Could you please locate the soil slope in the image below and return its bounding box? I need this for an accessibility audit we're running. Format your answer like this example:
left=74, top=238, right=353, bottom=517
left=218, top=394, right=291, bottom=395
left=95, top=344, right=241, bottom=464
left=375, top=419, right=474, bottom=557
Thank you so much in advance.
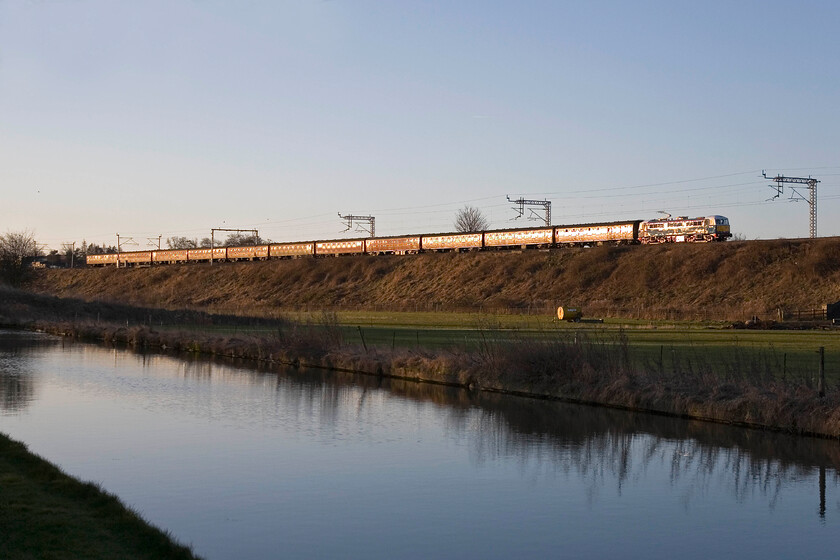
left=26, top=238, right=840, bottom=321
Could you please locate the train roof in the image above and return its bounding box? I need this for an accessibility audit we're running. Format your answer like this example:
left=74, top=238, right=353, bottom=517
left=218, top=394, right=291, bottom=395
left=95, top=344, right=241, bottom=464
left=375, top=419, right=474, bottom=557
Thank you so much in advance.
left=421, top=220, right=642, bottom=237
left=641, top=215, right=728, bottom=224
left=546, top=219, right=642, bottom=230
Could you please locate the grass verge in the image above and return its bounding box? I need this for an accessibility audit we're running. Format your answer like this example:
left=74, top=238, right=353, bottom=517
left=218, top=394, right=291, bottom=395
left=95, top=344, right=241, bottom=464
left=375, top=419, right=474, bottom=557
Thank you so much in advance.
left=0, top=432, right=199, bottom=560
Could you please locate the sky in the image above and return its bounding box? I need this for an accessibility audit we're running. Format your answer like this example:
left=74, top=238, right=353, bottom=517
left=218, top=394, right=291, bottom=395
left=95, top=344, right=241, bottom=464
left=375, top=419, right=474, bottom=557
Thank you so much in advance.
left=1, top=1, right=839, bottom=251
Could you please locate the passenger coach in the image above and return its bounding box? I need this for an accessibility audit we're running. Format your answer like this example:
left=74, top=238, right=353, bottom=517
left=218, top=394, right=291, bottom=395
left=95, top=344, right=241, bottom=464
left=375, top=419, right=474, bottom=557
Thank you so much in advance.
left=85, top=215, right=731, bottom=266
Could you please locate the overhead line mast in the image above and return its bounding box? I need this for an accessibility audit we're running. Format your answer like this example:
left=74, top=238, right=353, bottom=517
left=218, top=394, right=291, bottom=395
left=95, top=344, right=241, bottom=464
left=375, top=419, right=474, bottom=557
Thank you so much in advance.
left=116, top=234, right=137, bottom=268
left=210, top=228, right=259, bottom=265
left=506, top=196, right=551, bottom=227
left=763, top=171, right=820, bottom=238
left=338, top=213, right=375, bottom=238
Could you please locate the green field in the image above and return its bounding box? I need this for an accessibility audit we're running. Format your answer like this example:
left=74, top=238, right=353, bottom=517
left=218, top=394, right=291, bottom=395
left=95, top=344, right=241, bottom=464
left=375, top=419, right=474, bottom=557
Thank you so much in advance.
left=161, top=310, right=840, bottom=382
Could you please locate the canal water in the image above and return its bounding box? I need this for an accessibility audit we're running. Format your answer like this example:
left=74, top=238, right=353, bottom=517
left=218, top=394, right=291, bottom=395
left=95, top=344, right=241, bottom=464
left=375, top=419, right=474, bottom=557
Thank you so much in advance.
left=0, top=329, right=838, bottom=559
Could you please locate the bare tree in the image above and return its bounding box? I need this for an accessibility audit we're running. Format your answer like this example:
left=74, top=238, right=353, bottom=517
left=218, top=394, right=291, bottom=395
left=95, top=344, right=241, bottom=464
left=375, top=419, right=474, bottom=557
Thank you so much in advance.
left=454, top=205, right=490, bottom=233
left=0, top=230, right=42, bottom=286
left=85, top=243, right=118, bottom=255
left=166, top=236, right=198, bottom=250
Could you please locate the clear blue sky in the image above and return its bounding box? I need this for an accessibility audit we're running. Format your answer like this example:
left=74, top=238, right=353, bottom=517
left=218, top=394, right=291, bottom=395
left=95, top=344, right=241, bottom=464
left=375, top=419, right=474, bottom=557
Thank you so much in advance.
left=2, top=1, right=838, bottom=251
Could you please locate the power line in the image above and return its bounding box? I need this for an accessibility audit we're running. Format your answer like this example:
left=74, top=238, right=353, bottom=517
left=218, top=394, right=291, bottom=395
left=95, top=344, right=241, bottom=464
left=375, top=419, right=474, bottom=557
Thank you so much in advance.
left=40, top=168, right=840, bottom=246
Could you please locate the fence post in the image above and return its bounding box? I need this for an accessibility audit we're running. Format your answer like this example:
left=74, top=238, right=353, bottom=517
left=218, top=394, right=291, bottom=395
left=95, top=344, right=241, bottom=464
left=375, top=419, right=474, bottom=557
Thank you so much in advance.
left=659, top=345, right=664, bottom=375
left=818, top=346, right=825, bottom=397
left=819, top=466, right=827, bottom=518
left=358, top=326, right=368, bottom=353
left=782, top=353, right=787, bottom=382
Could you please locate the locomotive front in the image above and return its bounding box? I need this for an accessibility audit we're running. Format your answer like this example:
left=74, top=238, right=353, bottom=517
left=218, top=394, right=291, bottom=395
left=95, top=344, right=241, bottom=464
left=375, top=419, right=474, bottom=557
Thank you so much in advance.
left=707, top=215, right=731, bottom=241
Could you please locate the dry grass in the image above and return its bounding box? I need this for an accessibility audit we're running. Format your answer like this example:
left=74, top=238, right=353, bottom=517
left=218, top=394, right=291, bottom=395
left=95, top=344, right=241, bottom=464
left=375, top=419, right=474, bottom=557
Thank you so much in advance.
left=25, top=237, right=840, bottom=321
left=467, top=329, right=840, bottom=437
left=5, top=284, right=840, bottom=438
left=9, top=311, right=838, bottom=438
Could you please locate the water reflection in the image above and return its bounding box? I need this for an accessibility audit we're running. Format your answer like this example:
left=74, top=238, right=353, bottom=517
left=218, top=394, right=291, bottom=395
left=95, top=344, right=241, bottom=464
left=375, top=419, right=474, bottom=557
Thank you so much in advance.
left=0, top=370, right=34, bottom=412
left=2, top=328, right=838, bottom=549
left=431, top=384, right=839, bottom=518
left=0, top=331, right=60, bottom=412
left=124, top=343, right=840, bottom=520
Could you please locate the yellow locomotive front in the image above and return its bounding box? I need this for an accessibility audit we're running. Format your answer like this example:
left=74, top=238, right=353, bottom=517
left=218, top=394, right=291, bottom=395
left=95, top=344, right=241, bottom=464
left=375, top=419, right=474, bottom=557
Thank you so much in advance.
left=707, top=215, right=731, bottom=240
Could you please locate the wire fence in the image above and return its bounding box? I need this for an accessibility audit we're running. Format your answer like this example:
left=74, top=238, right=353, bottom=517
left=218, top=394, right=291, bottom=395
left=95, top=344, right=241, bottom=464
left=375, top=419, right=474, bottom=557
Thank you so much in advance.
left=200, top=301, right=839, bottom=324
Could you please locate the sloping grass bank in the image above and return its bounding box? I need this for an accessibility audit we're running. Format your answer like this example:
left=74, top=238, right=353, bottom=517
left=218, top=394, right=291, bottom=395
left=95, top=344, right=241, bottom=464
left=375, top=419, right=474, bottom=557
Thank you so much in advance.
left=27, top=237, right=840, bottom=321
left=0, top=432, right=199, bottom=560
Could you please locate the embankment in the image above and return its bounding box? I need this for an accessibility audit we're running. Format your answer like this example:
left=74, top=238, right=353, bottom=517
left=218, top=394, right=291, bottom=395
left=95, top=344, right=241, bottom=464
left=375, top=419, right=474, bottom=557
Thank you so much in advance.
left=26, top=237, right=840, bottom=320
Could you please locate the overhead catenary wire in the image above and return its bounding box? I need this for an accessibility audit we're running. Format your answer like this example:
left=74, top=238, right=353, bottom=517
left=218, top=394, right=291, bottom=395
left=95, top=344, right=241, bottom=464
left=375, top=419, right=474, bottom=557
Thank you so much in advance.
left=42, top=168, right=839, bottom=250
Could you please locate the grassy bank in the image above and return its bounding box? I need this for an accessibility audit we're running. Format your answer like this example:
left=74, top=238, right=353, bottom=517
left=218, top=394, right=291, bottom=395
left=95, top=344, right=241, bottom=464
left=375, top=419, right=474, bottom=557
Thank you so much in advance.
left=35, top=320, right=840, bottom=437
left=151, top=309, right=840, bottom=383
left=3, top=286, right=838, bottom=439
left=26, top=236, right=840, bottom=321
left=10, top=281, right=832, bottom=381
left=0, top=432, right=199, bottom=560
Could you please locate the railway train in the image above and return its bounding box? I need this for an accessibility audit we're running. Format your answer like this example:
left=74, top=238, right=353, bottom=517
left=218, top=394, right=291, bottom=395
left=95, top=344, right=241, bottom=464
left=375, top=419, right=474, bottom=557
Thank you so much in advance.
left=85, top=215, right=731, bottom=267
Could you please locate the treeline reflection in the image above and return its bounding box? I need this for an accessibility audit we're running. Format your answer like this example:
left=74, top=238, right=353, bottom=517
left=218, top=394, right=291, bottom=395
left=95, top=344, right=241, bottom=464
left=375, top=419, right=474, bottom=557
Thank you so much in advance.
left=167, top=347, right=840, bottom=518
left=0, top=331, right=61, bottom=412
left=4, top=332, right=837, bottom=518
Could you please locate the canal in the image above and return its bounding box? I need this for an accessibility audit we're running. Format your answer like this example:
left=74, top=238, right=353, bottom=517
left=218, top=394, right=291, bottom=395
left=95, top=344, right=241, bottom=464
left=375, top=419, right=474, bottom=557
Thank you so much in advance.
left=0, top=329, right=838, bottom=559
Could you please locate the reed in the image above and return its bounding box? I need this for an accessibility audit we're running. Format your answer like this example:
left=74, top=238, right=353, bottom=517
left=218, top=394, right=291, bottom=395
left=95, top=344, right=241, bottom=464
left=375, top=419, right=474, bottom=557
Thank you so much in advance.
left=467, top=328, right=840, bottom=437
left=3, top=286, right=839, bottom=438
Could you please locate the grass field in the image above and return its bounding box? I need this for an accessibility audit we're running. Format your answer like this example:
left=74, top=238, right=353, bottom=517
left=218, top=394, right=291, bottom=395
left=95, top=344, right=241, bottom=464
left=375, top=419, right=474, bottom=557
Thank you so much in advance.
left=159, top=310, right=840, bottom=383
